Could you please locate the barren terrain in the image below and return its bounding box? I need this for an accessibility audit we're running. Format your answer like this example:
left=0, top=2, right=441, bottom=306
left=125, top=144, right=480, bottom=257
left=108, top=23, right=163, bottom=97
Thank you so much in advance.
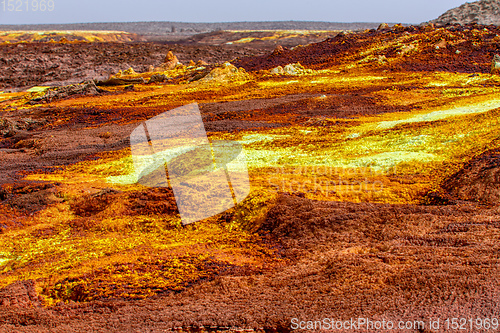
left=0, top=23, right=500, bottom=332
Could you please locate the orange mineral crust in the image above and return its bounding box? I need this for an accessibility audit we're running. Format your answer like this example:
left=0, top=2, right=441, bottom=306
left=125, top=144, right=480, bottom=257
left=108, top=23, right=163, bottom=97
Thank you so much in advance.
left=0, top=24, right=500, bottom=332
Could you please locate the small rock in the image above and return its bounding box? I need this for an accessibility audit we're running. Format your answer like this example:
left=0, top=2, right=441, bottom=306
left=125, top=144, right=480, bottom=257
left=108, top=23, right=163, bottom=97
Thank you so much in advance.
left=161, top=51, right=181, bottom=70
left=197, top=63, right=249, bottom=83
left=98, top=132, right=112, bottom=139
left=377, top=23, right=390, bottom=31
left=122, top=67, right=137, bottom=76
left=421, top=22, right=435, bottom=32
left=272, top=45, right=285, bottom=56
left=283, top=63, right=303, bottom=75
left=491, top=54, right=500, bottom=74
left=270, top=66, right=284, bottom=75
left=392, top=23, right=405, bottom=31
left=434, top=40, right=447, bottom=49
left=13, top=138, right=38, bottom=149
left=270, top=63, right=307, bottom=75
left=148, top=74, right=169, bottom=84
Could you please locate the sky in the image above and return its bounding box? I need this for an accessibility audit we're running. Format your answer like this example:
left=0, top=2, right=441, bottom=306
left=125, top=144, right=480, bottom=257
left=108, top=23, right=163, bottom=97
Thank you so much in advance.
left=0, top=0, right=469, bottom=25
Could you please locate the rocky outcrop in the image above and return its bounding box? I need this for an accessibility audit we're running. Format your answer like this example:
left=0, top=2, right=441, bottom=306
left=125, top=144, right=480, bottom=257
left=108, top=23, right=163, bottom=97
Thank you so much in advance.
left=270, top=63, right=309, bottom=75
left=0, top=118, right=46, bottom=137
left=272, top=45, right=285, bottom=56
left=377, top=23, right=390, bottom=31
left=148, top=74, right=170, bottom=84
left=122, top=67, right=137, bottom=76
left=197, top=62, right=249, bottom=83
left=155, top=51, right=182, bottom=71
left=491, top=54, right=500, bottom=73
left=430, top=0, right=500, bottom=26
left=95, top=77, right=146, bottom=86
left=29, top=80, right=103, bottom=103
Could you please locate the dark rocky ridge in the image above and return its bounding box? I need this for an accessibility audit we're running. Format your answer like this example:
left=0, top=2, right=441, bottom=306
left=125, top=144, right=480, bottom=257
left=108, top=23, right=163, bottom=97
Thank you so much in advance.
left=0, top=21, right=387, bottom=34
left=0, top=21, right=392, bottom=42
left=431, top=0, right=500, bottom=25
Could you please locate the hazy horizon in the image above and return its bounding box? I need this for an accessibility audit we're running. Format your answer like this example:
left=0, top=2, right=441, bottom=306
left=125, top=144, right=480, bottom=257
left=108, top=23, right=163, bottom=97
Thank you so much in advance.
left=0, top=0, right=468, bottom=26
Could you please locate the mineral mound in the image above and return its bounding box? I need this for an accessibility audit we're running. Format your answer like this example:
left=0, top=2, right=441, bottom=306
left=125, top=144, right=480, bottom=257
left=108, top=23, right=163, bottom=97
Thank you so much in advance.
left=154, top=51, right=182, bottom=71
left=234, top=24, right=500, bottom=74
left=197, top=62, right=249, bottom=83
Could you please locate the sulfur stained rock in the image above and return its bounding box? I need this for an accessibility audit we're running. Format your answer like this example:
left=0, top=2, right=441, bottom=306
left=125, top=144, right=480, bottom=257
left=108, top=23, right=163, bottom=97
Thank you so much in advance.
left=283, top=63, right=306, bottom=75
left=392, top=23, right=405, bottom=32
left=152, top=51, right=183, bottom=72
left=359, top=54, right=387, bottom=65
left=377, top=23, right=390, bottom=31
left=164, top=50, right=176, bottom=62
left=421, top=22, right=435, bottom=32
left=271, top=63, right=309, bottom=75
left=491, top=54, right=500, bottom=74
left=270, top=66, right=284, bottom=75
left=197, top=62, right=249, bottom=83
left=434, top=39, right=447, bottom=49
left=272, top=45, right=285, bottom=56
left=122, top=67, right=137, bottom=76
left=163, top=51, right=181, bottom=70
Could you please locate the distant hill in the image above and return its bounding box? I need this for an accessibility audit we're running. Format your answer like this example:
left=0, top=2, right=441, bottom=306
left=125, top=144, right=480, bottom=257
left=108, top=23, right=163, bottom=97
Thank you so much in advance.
left=0, top=31, right=145, bottom=43
left=430, top=0, right=500, bottom=25
left=0, top=21, right=390, bottom=39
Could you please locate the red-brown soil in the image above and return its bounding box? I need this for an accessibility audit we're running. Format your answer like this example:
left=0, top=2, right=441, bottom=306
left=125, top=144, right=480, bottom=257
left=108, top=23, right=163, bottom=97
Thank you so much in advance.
left=185, top=30, right=338, bottom=48
left=1, top=194, right=500, bottom=332
left=0, top=42, right=265, bottom=90
left=234, top=24, right=500, bottom=74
